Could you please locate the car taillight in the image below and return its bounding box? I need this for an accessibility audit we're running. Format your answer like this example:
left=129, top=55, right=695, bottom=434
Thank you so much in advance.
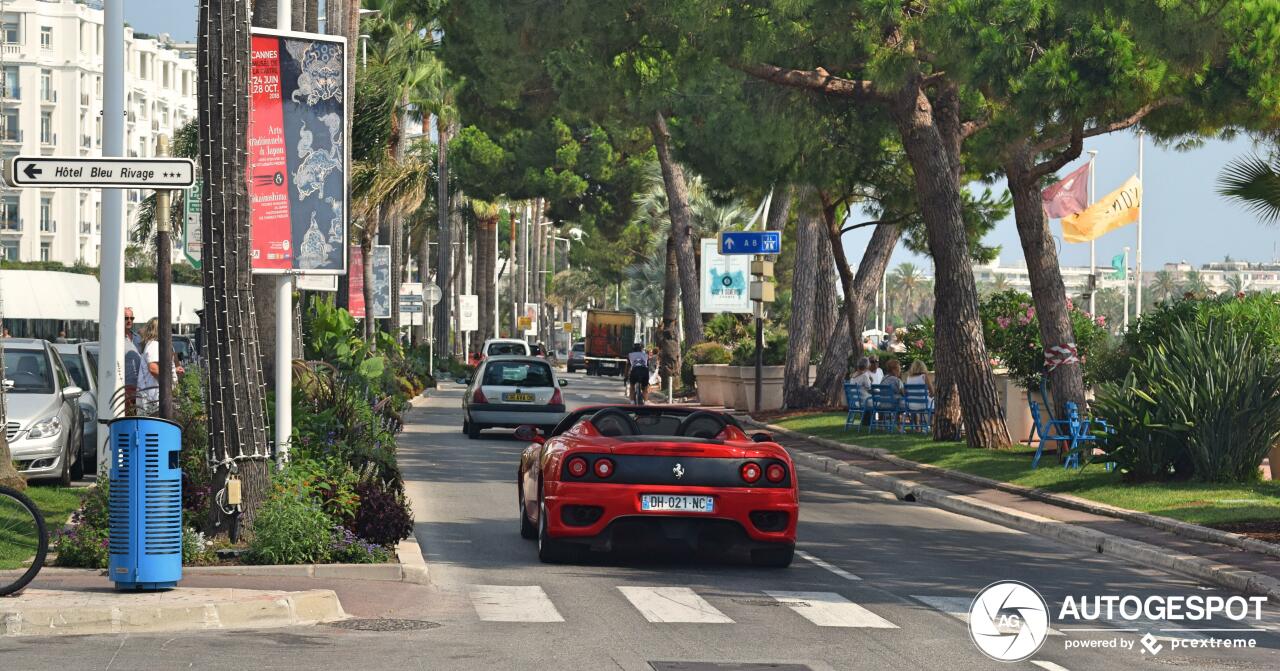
left=567, top=457, right=588, bottom=478
left=593, top=458, right=614, bottom=478
left=766, top=463, right=786, bottom=483
left=740, top=461, right=762, bottom=484
left=550, top=388, right=563, bottom=405
left=472, top=387, right=487, bottom=404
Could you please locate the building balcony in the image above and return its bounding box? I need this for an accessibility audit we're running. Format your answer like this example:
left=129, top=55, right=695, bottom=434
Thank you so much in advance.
left=0, top=85, right=19, bottom=101
left=40, top=90, right=57, bottom=105
left=1, top=44, right=19, bottom=59
left=0, top=129, right=22, bottom=144
left=80, top=93, right=90, bottom=106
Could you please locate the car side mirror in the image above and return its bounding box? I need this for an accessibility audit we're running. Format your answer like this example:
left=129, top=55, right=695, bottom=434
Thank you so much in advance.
left=462, top=376, right=473, bottom=385
left=2, top=379, right=12, bottom=390
left=513, top=424, right=544, bottom=444
left=750, top=431, right=773, bottom=443
left=63, top=385, right=83, bottom=399
left=558, top=379, right=568, bottom=387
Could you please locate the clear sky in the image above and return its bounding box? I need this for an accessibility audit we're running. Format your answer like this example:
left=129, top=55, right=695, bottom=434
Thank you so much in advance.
left=841, top=131, right=1276, bottom=274
left=122, top=1, right=1272, bottom=272
left=125, top=0, right=197, bottom=42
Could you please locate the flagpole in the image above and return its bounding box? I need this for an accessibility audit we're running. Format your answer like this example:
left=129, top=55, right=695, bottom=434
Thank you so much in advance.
left=1087, top=149, right=1098, bottom=315
left=1123, top=246, right=1131, bottom=332
left=1135, top=130, right=1145, bottom=318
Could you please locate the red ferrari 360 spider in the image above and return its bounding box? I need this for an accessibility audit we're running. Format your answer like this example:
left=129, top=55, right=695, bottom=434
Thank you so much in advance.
left=515, top=406, right=798, bottom=567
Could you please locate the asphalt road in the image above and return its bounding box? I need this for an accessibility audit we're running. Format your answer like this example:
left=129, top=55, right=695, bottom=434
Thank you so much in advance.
left=6, top=371, right=1279, bottom=671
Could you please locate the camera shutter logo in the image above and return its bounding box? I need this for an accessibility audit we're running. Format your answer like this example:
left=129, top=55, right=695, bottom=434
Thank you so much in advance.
left=968, top=581, right=1050, bottom=662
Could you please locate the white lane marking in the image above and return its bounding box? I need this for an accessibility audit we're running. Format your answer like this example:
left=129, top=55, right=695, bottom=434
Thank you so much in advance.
left=617, top=586, right=734, bottom=623
left=766, top=591, right=898, bottom=628
left=1031, top=662, right=1070, bottom=671
left=912, top=595, right=1064, bottom=636
left=796, top=550, right=862, bottom=581
left=469, top=585, right=564, bottom=622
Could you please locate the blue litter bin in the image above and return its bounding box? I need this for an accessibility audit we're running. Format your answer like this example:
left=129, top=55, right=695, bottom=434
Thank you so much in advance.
left=108, top=417, right=182, bottom=590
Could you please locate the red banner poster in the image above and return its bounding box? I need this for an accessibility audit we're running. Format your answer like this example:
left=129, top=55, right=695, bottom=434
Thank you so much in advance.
left=348, top=244, right=365, bottom=319
left=248, top=34, right=293, bottom=269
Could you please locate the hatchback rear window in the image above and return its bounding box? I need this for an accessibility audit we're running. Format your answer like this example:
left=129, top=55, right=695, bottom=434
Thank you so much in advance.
left=487, top=342, right=528, bottom=356
left=483, top=361, right=553, bottom=387
left=572, top=343, right=584, bottom=352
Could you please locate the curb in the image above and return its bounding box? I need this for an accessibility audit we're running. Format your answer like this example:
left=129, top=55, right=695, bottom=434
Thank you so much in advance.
left=743, top=416, right=1280, bottom=560
left=740, top=417, right=1280, bottom=601
left=1, top=588, right=345, bottom=637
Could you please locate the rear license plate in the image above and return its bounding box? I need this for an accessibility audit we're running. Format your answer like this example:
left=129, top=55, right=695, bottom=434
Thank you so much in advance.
left=641, top=494, right=715, bottom=513
left=502, top=393, right=535, bottom=402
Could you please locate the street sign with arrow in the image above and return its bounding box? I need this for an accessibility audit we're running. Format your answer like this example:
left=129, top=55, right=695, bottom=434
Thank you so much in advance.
left=5, top=156, right=196, bottom=188
left=718, top=230, right=782, bottom=255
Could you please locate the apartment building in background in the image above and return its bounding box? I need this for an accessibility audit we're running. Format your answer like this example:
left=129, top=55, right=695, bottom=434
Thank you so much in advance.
left=0, top=0, right=196, bottom=265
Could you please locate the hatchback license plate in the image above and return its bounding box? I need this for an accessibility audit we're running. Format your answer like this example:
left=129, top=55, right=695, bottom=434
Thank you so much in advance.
left=641, top=495, right=714, bottom=513
left=502, top=393, right=535, bottom=402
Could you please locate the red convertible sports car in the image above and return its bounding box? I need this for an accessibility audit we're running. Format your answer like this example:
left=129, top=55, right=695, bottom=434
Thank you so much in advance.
left=515, top=405, right=798, bottom=567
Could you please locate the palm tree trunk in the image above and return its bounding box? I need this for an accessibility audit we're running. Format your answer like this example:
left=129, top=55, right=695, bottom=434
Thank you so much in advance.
left=304, top=0, right=318, bottom=31
left=337, top=0, right=360, bottom=309
left=784, top=188, right=821, bottom=406
left=1005, top=143, right=1086, bottom=419
left=200, top=0, right=270, bottom=529
left=660, top=232, right=680, bottom=391
left=810, top=205, right=901, bottom=405
left=892, top=82, right=1009, bottom=448
left=433, top=120, right=453, bottom=352
left=650, top=112, right=703, bottom=346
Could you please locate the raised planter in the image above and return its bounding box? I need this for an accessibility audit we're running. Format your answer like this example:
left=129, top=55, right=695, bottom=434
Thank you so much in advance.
left=731, top=365, right=785, bottom=413
left=994, top=371, right=1043, bottom=445
left=694, top=364, right=728, bottom=407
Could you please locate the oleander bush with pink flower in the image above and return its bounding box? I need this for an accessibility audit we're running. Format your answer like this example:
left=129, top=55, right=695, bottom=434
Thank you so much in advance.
left=979, top=290, right=1113, bottom=390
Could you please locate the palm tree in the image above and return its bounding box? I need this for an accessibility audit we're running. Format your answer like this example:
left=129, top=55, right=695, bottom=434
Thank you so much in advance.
left=1225, top=274, right=1246, bottom=295
left=470, top=199, right=501, bottom=342
left=888, top=262, right=925, bottom=323
left=1219, top=153, right=1280, bottom=223
left=1150, top=270, right=1179, bottom=304
left=200, top=0, right=271, bottom=525
left=1183, top=270, right=1210, bottom=296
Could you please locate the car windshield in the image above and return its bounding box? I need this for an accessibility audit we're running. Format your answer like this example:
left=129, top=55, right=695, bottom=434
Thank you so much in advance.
left=61, top=352, right=89, bottom=389
left=487, top=342, right=527, bottom=356
left=482, top=361, right=553, bottom=387
left=172, top=339, right=192, bottom=360
left=572, top=344, right=584, bottom=353
left=551, top=407, right=741, bottom=438
left=4, top=350, right=54, bottom=394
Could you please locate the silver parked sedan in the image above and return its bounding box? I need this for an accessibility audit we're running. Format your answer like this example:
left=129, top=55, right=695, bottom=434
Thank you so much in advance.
left=463, top=355, right=567, bottom=439
left=3, top=338, right=85, bottom=484
left=53, top=342, right=98, bottom=475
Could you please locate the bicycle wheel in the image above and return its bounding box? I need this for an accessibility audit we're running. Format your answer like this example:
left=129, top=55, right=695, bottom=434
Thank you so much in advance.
left=0, top=486, right=48, bottom=597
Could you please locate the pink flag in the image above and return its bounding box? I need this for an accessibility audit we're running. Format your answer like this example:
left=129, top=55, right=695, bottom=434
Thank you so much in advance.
left=1041, top=162, right=1090, bottom=219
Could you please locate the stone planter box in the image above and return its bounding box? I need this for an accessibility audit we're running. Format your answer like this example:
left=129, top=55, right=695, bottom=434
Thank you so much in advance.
left=994, top=372, right=1045, bottom=445
left=693, top=364, right=728, bottom=407
left=730, top=365, right=785, bottom=413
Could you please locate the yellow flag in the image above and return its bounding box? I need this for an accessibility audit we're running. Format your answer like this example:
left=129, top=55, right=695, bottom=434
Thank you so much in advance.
left=1062, top=175, right=1142, bottom=243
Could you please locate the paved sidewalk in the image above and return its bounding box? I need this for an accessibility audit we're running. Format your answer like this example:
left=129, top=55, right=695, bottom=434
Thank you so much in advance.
left=735, top=413, right=1280, bottom=598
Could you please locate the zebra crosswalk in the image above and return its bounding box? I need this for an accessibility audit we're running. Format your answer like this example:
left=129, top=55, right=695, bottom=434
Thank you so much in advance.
left=463, top=583, right=1237, bottom=640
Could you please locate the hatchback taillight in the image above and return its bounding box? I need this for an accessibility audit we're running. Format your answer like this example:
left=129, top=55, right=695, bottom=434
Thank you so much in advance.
left=593, top=458, right=615, bottom=478
left=766, top=463, right=786, bottom=483
left=740, top=461, right=762, bottom=484
left=550, top=388, right=563, bottom=405
left=472, top=387, right=488, bottom=404
left=567, top=457, right=588, bottom=478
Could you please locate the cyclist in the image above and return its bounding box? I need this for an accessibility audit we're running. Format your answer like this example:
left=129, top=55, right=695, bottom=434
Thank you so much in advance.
left=625, top=343, right=651, bottom=404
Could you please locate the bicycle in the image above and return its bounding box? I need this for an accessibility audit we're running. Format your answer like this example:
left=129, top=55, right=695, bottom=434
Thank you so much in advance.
left=0, top=484, right=48, bottom=597
left=630, top=378, right=649, bottom=406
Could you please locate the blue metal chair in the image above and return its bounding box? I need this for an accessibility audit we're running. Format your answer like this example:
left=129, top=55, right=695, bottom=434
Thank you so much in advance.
left=869, top=383, right=904, bottom=433
left=1029, top=400, right=1075, bottom=469
left=1061, top=401, right=1106, bottom=470
left=843, top=383, right=867, bottom=431
left=901, top=384, right=934, bottom=434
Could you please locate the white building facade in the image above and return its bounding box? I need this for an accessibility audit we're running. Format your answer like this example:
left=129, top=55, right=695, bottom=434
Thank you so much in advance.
left=0, top=0, right=196, bottom=265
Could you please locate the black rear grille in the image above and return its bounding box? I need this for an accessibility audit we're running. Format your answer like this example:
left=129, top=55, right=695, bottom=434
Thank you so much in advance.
left=562, top=454, right=792, bottom=488
left=749, top=510, right=790, bottom=532
left=561, top=505, right=604, bottom=527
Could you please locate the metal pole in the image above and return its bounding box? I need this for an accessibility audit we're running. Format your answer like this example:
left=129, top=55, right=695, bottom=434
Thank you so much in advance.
left=156, top=136, right=174, bottom=420
left=1135, top=130, right=1145, bottom=318
left=97, top=0, right=125, bottom=466
left=1122, top=247, right=1131, bottom=332
left=274, top=0, right=293, bottom=466
left=753, top=302, right=763, bottom=413
left=494, top=213, right=500, bottom=337
left=1087, top=149, right=1097, bottom=316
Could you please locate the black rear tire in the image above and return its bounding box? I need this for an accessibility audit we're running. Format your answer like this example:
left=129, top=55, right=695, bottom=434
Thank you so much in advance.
left=537, top=500, right=577, bottom=563
left=751, top=544, right=795, bottom=568
left=0, top=486, right=49, bottom=596
left=467, top=421, right=481, bottom=440
left=519, top=486, right=537, bottom=540
left=56, top=444, right=72, bottom=487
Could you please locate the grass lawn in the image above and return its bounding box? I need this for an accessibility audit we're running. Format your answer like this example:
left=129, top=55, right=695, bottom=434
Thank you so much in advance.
left=0, top=484, right=85, bottom=570
left=775, top=412, right=1280, bottom=528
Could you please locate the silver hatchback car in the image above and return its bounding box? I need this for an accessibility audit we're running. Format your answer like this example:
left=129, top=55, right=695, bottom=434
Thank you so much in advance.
left=3, top=338, right=85, bottom=484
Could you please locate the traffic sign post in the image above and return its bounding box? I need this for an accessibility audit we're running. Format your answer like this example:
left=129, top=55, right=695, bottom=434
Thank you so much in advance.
left=718, top=230, right=781, bottom=255
left=4, top=156, right=196, bottom=188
